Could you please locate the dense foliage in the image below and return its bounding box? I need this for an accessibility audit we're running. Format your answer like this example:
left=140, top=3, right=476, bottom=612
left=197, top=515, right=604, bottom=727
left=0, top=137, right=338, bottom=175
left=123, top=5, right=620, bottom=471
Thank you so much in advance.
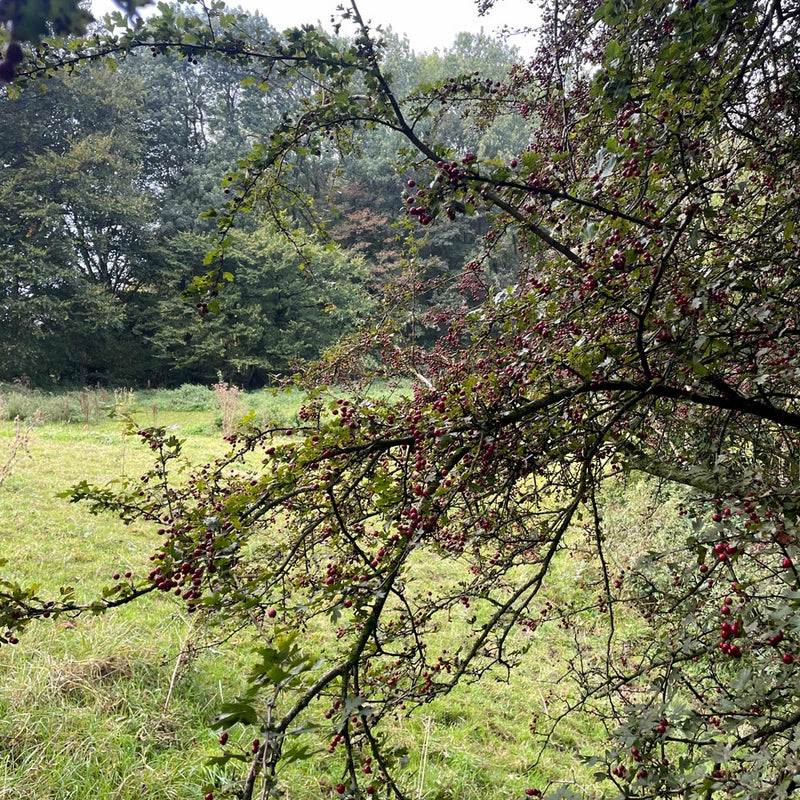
left=3, top=0, right=800, bottom=799
left=0, top=7, right=519, bottom=387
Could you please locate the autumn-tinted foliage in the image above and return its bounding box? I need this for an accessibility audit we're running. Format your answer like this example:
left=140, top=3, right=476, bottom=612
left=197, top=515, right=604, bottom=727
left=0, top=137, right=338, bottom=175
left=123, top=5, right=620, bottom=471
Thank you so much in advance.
left=3, top=0, right=800, bottom=798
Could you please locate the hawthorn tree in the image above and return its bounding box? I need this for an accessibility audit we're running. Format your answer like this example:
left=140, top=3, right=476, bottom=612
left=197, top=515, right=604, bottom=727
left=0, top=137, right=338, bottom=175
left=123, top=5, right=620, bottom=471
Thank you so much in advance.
left=3, top=0, right=800, bottom=799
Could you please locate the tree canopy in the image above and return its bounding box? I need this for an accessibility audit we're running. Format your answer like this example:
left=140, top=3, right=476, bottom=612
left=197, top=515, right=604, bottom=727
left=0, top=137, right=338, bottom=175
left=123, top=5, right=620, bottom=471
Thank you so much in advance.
left=0, top=7, right=517, bottom=386
left=2, top=0, right=800, bottom=799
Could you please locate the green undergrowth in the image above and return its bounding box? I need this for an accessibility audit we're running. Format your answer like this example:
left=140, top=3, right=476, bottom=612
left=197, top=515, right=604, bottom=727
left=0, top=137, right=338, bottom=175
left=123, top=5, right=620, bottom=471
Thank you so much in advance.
left=0, top=387, right=663, bottom=799
left=0, top=379, right=412, bottom=435
left=0, top=382, right=304, bottom=432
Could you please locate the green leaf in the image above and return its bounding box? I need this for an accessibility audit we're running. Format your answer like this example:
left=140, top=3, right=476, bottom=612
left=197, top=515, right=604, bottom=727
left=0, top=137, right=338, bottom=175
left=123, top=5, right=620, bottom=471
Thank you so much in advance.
left=214, top=700, right=259, bottom=729
left=605, top=39, right=623, bottom=64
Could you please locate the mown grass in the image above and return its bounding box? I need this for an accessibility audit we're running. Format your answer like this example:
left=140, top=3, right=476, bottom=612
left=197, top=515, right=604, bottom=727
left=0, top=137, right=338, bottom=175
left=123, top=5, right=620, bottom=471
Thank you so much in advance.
left=0, top=384, right=646, bottom=800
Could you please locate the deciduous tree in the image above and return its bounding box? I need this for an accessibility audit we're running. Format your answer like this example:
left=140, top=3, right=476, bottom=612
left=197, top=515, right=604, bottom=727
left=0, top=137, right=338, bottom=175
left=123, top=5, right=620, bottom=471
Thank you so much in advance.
left=2, top=0, right=800, bottom=798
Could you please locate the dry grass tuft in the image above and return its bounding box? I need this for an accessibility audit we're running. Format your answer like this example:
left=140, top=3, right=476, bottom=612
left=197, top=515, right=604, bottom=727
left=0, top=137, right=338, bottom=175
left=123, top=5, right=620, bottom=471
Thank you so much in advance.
left=45, top=653, right=138, bottom=700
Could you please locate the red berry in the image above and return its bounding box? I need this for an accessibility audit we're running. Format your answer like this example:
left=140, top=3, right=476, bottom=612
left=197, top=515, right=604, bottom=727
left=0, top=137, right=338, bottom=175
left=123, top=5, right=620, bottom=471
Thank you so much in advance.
left=267, top=608, right=277, bottom=618
left=782, top=557, right=793, bottom=568
left=335, top=784, right=346, bottom=794
left=782, top=653, right=794, bottom=664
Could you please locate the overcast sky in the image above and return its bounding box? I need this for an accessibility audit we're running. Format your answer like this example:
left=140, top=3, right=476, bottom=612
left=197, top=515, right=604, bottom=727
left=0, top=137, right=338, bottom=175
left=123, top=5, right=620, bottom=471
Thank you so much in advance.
left=89, top=0, right=539, bottom=55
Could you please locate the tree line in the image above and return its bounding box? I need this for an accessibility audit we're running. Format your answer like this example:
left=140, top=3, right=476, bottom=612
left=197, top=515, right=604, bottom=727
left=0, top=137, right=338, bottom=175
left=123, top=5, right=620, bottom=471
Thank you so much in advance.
left=0, top=9, right=522, bottom=387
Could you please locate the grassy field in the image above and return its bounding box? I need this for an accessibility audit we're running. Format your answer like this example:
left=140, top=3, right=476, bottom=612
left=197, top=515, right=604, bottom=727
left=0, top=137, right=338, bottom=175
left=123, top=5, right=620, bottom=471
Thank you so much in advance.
left=0, top=384, right=631, bottom=800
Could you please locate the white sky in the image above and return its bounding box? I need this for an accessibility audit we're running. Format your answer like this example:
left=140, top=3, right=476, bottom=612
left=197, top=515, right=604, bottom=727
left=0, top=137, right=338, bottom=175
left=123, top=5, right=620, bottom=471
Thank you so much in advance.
left=89, top=0, right=539, bottom=55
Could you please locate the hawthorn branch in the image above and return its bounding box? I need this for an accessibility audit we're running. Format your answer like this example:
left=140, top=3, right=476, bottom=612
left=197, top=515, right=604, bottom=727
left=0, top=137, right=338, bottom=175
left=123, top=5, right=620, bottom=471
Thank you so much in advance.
left=634, top=207, right=697, bottom=381
left=501, top=380, right=800, bottom=431
left=739, top=708, right=800, bottom=745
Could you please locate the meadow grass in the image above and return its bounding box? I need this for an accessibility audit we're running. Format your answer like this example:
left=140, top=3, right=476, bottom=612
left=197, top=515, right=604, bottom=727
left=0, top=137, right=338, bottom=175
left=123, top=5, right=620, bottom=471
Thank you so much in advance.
left=0, top=385, right=628, bottom=800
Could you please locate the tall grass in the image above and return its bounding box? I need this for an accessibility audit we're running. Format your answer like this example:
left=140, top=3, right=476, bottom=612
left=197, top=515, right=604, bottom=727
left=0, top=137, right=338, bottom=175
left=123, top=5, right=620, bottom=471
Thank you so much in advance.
left=0, top=382, right=306, bottom=437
